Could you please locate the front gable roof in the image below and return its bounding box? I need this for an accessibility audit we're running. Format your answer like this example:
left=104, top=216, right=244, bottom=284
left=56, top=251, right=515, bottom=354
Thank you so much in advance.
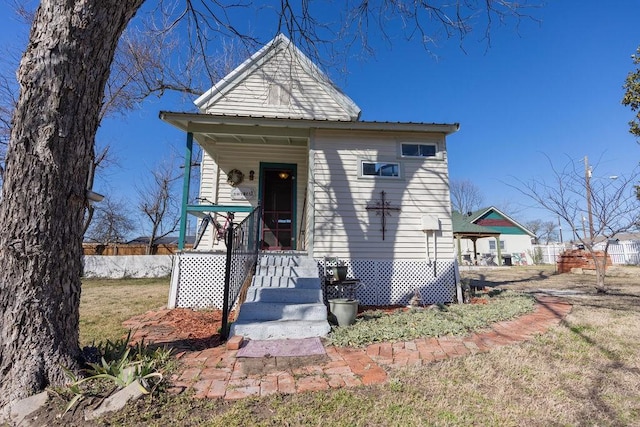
left=468, top=207, right=535, bottom=237
left=194, top=34, right=361, bottom=121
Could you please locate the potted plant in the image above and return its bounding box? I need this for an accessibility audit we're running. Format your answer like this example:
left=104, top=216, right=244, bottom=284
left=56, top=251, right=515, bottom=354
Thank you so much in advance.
left=329, top=297, right=359, bottom=326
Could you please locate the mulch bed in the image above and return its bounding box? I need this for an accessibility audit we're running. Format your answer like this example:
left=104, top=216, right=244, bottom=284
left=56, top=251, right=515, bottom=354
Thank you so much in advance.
left=130, top=303, right=489, bottom=351
left=358, top=305, right=407, bottom=314
left=126, top=308, right=226, bottom=351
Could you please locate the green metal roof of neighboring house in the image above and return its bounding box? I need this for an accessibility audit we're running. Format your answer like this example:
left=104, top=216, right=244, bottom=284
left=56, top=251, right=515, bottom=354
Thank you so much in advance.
left=466, top=206, right=536, bottom=237
left=452, top=211, right=500, bottom=236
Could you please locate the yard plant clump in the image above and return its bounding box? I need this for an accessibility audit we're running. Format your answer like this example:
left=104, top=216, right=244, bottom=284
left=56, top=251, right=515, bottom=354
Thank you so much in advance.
left=329, top=291, right=535, bottom=347
left=59, top=333, right=175, bottom=417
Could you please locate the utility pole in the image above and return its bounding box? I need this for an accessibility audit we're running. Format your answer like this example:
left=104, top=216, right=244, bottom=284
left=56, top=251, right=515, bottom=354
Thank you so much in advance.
left=584, top=156, right=594, bottom=241
left=557, top=216, right=563, bottom=244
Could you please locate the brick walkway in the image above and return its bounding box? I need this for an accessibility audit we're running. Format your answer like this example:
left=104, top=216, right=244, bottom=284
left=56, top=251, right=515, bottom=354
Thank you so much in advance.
left=124, top=296, right=571, bottom=400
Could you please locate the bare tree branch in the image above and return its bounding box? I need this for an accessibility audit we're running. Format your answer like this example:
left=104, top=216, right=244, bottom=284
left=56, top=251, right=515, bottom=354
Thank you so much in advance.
left=137, top=160, right=181, bottom=255
left=450, top=178, right=484, bottom=214
left=525, top=219, right=558, bottom=244
left=82, top=143, right=120, bottom=235
left=85, top=196, right=135, bottom=245
left=509, top=154, right=640, bottom=291
left=0, top=0, right=545, bottom=406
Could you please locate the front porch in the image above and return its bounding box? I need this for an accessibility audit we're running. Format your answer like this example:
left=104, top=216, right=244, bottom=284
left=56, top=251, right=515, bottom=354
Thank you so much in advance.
left=163, top=114, right=313, bottom=254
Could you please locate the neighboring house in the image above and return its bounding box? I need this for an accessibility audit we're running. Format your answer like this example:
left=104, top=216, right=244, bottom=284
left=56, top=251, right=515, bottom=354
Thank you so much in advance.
left=160, top=34, right=460, bottom=308
left=454, top=207, right=535, bottom=265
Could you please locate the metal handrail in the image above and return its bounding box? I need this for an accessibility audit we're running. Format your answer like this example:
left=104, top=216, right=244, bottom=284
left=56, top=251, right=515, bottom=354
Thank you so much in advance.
left=221, top=203, right=262, bottom=339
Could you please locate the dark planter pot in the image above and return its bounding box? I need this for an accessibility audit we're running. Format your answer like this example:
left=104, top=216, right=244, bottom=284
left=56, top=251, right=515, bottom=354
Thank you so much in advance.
left=334, top=266, right=347, bottom=281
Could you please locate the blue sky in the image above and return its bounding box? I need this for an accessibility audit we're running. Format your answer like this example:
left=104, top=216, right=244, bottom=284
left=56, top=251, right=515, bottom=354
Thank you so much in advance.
left=1, top=1, right=639, bottom=233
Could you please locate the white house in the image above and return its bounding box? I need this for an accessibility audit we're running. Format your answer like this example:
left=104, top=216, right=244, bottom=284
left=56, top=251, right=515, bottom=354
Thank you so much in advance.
left=454, top=207, right=535, bottom=266
left=161, top=34, right=460, bottom=309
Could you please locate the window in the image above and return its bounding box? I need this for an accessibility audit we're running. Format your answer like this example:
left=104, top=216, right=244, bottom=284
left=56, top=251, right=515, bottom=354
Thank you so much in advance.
left=401, top=143, right=437, bottom=158
left=360, top=161, right=401, bottom=178
left=489, top=240, right=505, bottom=250
left=267, top=82, right=291, bottom=106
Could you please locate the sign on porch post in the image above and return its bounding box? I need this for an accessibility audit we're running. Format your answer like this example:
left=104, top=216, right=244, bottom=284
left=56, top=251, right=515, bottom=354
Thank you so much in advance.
left=230, top=186, right=257, bottom=201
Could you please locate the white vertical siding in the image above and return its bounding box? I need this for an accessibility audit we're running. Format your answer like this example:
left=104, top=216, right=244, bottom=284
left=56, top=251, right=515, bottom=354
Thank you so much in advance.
left=203, top=47, right=354, bottom=121
left=311, top=130, right=454, bottom=261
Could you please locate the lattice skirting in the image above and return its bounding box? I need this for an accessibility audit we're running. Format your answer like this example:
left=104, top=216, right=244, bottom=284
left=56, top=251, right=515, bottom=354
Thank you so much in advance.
left=170, top=253, right=227, bottom=309
left=319, top=259, right=457, bottom=306
left=170, top=253, right=458, bottom=309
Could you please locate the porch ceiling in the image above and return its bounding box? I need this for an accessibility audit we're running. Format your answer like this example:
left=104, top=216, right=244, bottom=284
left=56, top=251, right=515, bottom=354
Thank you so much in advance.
left=193, top=126, right=309, bottom=148
left=161, top=110, right=461, bottom=151
left=453, top=231, right=500, bottom=240
left=162, top=113, right=310, bottom=148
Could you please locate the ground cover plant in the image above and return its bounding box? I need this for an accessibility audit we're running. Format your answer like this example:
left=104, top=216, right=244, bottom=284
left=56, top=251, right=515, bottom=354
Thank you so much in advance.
left=31, top=266, right=640, bottom=425
left=329, top=291, right=535, bottom=347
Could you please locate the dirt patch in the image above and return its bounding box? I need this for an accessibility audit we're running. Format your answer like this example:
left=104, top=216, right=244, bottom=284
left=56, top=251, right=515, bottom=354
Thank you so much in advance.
left=461, top=265, right=639, bottom=291
left=125, top=308, right=226, bottom=351
left=461, top=265, right=640, bottom=313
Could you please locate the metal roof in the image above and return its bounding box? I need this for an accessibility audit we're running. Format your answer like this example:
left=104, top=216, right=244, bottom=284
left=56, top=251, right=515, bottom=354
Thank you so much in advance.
left=159, top=111, right=460, bottom=135
left=466, top=206, right=536, bottom=237
left=452, top=211, right=500, bottom=237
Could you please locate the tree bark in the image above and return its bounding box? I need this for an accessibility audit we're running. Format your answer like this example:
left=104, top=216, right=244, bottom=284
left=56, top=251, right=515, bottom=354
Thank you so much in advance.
left=0, top=0, right=143, bottom=410
left=594, top=251, right=608, bottom=293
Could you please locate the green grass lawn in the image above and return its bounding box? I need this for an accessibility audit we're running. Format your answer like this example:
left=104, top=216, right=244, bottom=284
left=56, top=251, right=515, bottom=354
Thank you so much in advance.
left=79, top=277, right=169, bottom=346
left=80, top=268, right=640, bottom=426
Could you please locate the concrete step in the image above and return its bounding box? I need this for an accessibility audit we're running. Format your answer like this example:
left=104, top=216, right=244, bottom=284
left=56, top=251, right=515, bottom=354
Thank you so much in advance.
left=255, top=265, right=319, bottom=278
left=244, top=287, right=323, bottom=303
left=230, top=319, right=331, bottom=340
left=251, top=276, right=322, bottom=289
left=232, top=254, right=329, bottom=340
left=235, top=302, right=328, bottom=321
left=258, top=254, right=315, bottom=267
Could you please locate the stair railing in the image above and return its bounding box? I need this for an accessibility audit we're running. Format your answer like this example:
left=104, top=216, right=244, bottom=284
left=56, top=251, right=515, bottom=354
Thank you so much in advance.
left=222, top=203, right=262, bottom=339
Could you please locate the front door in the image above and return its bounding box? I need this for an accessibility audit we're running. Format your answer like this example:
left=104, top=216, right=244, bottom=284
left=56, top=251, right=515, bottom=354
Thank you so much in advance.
left=260, top=163, right=296, bottom=250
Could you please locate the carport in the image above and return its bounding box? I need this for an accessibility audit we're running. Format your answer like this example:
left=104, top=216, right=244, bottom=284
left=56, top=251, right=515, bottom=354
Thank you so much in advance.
left=452, top=212, right=503, bottom=266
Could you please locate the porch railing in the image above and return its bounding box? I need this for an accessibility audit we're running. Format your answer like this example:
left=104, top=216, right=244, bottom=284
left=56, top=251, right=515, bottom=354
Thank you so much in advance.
left=222, top=204, right=262, bottom=339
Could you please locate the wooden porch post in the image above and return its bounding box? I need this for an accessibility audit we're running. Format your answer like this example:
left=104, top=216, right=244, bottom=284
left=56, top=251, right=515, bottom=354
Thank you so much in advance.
left=496, top=236, right=502, bottom=266
left=178, top=132, right=193, bottom=250
left=472, top=238, right=478, bottom=265
left=456, top=235, right=462, bottom=264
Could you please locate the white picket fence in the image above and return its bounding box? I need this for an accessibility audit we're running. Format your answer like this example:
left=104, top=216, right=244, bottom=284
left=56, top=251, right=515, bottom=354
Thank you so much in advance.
left=594, top=241, right=640, bottom=265
left=532, top=241, right=640, bottom=265
left=531, top=244, right=566, bottom=264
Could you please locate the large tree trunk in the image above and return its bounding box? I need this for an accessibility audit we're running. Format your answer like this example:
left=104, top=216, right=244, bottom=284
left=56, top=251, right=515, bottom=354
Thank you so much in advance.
left=0, top=0, right=143, bottom=410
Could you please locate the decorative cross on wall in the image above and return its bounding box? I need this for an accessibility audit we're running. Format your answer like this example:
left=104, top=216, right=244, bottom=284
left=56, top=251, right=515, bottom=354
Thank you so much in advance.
left=365, top=191, right=401, bottom=240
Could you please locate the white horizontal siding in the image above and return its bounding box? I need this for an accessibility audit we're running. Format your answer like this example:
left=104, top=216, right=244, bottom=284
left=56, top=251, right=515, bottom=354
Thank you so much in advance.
left=196, top=143, right=308, bottom=250
left=192, top=151, right=220, bottom=250
left=310, top=130, right=454, bottom=260
left=203, top=47, right=353, bottom=121
left=199, top=151, right=217, bottom=200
